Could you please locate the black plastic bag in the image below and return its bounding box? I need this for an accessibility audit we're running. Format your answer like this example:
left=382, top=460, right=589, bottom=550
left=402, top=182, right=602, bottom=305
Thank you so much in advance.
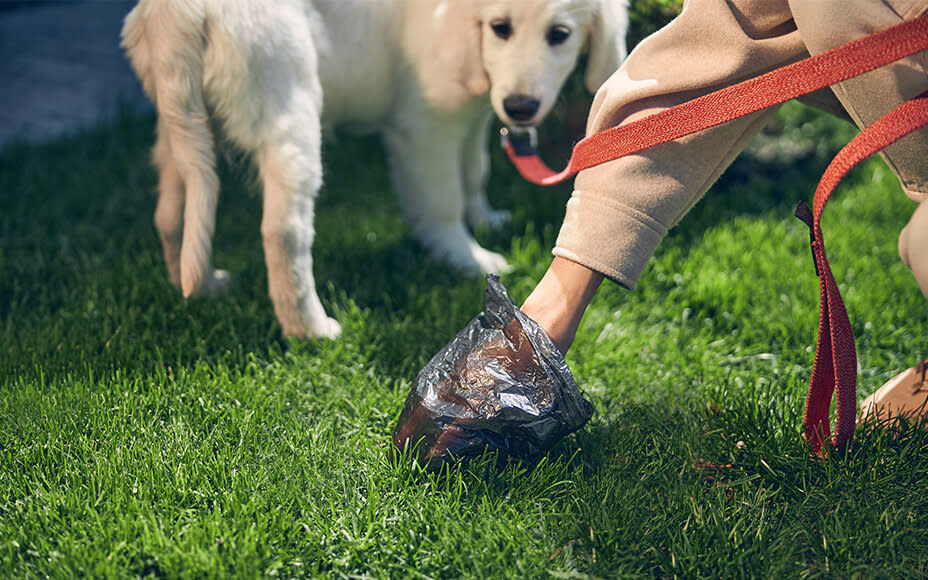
left=393, top=275, right=594, bottom=465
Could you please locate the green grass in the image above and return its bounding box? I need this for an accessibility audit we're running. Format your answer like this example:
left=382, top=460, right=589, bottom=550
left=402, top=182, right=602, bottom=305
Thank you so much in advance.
left=2, top=96, right=927, bottom=578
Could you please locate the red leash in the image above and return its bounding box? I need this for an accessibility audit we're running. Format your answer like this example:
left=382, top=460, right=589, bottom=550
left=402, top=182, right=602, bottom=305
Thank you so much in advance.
left=797, top=92, right=928, bottom=455
left=503, top=14, right=928, bottom=455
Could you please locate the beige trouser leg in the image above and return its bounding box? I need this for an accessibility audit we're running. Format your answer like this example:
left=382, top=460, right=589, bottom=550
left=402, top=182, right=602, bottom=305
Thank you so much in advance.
left=791, top=0, right=928, bottom=305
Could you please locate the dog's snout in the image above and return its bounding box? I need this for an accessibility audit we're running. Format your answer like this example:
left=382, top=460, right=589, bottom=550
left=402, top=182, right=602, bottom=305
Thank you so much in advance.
left=502, top=94, right=541, bottom=123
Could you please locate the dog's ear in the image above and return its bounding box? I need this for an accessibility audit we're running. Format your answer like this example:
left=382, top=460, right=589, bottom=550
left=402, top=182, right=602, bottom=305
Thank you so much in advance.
left=584, top=0, right=629, bottom=93
left=433, top=0, right=491, bottom=97
left=406, top=0, right=490, bottom=110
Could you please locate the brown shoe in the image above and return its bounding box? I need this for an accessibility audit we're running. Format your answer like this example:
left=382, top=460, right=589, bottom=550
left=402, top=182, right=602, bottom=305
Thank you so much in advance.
left=860, top=359, right=928, bottom=422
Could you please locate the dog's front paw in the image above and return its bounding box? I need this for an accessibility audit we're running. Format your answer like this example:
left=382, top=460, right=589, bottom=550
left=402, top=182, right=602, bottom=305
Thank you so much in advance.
left=418, top=223, right=512, bottom=276
left=308, top=316, right=342, bottom=340
left=282, top=316, right=342, bottom=340
left=466, top=197, right=511, bottom=231
left=189, top=269, right=233, bottom=298
left=468, top=247, right=512, bottom=275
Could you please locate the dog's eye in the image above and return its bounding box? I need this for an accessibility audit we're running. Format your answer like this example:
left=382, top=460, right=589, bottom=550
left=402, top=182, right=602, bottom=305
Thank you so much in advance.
left=546, top=24, right=571, bottom=46
left=490, top=19, right=513, bottom=40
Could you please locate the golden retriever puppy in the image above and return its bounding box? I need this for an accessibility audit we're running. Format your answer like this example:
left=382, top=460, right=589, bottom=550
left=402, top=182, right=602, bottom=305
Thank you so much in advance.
left=122, top=0, right=627, bottom=338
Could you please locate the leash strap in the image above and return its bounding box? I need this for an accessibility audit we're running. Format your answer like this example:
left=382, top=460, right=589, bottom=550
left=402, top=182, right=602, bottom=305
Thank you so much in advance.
left=502, top=13, right=928, bottom=186
left=502, top=13, right=928, bottom=455
left=797, top=92, right=928, bottom=456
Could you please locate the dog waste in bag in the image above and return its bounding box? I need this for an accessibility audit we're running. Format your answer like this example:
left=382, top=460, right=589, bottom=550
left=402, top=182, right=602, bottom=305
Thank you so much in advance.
left=393, top=275, right=594, bottom=464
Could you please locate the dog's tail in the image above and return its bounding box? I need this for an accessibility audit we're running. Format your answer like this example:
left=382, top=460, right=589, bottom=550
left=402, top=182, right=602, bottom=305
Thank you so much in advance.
left=122, top=0, right=218, bottom=298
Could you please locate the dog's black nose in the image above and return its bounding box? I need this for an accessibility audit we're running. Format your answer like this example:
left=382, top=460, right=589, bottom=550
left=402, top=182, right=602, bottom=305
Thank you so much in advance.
left=503, top=95, right=540, bottom=122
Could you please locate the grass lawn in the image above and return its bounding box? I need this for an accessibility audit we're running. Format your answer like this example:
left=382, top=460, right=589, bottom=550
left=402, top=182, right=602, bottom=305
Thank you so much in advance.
left=2, top=93, right=928, bottom=577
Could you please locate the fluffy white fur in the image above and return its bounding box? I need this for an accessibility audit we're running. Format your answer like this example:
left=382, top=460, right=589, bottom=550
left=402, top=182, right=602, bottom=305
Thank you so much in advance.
left=122, top=0, right=628, bottom=338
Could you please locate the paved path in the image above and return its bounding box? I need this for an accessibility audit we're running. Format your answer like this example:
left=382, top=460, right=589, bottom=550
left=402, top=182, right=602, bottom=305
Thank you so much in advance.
left=0, top=1, right=151, bottom=147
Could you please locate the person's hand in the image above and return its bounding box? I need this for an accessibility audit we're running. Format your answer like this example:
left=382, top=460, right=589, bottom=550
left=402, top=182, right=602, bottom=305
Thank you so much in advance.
left=520, top=256, right=603, bottom=355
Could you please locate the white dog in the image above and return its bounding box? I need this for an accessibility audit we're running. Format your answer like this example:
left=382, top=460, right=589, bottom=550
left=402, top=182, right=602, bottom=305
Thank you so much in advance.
left=122, top=0, right=628, bottom=338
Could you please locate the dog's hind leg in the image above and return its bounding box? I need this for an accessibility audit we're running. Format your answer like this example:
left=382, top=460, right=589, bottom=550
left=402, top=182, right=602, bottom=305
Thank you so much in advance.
left=124, top=0, right=229, bottom=297
left=153, top=120, right=231, bottom=297
left=152, top=118, right=185, bottom=290
left=256, top=126, right=340, bottom=339
left=152, top=61, right=231, bottom=298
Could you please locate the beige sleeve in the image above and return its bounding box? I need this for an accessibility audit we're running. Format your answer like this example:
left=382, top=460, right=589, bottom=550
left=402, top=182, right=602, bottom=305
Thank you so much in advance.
left=554, top=0, right=808, bottom=288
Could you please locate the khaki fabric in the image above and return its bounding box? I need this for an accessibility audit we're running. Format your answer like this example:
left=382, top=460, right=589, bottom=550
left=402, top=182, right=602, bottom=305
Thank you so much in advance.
left=554, top=0, right=928, bottom=292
